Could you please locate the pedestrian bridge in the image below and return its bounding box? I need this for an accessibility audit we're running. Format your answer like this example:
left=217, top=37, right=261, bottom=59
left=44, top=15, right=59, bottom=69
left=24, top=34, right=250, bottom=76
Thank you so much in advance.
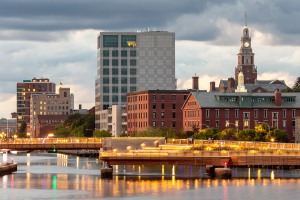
left=0, top=138, right=103, bottom=151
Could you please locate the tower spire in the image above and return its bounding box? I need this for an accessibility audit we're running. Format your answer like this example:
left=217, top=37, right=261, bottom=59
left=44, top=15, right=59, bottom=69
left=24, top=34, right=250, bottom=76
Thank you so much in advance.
left=245, top=12, right=247, bottom=26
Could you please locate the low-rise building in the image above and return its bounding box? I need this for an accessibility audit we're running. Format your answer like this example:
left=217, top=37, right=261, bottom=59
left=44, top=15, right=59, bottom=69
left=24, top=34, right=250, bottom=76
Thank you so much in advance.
left=127, top=90, right=190, bottom=135
left=182, top=90, right=300, bottom=142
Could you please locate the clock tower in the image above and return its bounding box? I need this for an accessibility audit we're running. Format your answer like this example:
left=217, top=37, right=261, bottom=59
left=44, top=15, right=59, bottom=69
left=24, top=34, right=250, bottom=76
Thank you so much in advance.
left=235, top=25, right=257, bottom=84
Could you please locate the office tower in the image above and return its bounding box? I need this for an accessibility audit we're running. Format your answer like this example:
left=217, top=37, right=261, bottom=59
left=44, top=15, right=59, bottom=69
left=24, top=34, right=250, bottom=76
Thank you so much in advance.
left=95, top=30, right=176, bottom=130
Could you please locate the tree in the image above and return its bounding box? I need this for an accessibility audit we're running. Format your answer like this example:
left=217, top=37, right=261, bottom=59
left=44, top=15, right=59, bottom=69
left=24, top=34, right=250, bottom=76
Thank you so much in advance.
left=236, top=129, right=256, bottom=141
left=265, top=129, right=288, bottom=143
left=94, top=130, right=112, bottom=137
left=18, top=121, right=27, bottom=138
left=219, top=128, right=237, bottom=140
left=293, top=77, right=300, bottom=91
left=193, top=128, right=219, bottom=140
left=55, top=123, right=69, bottom=137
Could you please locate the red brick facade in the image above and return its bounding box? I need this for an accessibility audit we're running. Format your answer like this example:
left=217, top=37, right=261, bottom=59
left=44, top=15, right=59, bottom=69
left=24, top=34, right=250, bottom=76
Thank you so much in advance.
left=127, top=90, right=190, bottom=134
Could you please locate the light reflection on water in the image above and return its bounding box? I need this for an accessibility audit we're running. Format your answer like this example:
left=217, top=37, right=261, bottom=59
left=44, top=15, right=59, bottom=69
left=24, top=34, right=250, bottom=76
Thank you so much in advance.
left=0, top=153, right=300, bottom=199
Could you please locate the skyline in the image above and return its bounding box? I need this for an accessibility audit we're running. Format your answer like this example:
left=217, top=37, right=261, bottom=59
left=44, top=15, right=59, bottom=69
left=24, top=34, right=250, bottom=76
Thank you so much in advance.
left=1, top=0, right=300, bottom=118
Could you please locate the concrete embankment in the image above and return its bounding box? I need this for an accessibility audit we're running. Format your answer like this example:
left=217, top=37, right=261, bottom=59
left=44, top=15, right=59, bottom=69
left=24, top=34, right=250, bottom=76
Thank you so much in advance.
left=0, top=163, right=17, bottom=176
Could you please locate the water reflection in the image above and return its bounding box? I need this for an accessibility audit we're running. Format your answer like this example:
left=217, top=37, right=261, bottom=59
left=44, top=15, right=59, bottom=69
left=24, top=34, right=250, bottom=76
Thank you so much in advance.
left=1, top=153, right=300, bottom=199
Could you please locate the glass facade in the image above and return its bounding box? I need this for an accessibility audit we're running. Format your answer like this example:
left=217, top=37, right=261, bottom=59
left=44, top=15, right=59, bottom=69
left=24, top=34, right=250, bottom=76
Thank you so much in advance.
left=121, top=35, right=136, bottom=47
left=103, top=35, right=118, bottom=47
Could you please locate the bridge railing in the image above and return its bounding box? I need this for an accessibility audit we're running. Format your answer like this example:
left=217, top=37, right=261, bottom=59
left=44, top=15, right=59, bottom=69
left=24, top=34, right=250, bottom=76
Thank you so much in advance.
left=0, top=137, right=103, bottom=144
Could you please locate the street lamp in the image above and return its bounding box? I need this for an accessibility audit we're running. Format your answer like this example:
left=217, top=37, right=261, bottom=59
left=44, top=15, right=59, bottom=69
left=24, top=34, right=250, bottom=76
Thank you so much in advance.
left=226, top=122, right=238, bottom=133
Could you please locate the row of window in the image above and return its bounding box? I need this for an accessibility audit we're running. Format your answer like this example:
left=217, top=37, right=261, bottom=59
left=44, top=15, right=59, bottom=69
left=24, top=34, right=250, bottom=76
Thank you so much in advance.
left=128, top=121, right=177, bottom=129
left=103, top=85, right=136, bottom=93
left=152, top=103, right=176, bottom=110
left=101, top=35, right=137, bottom=48
left=185, top=119, right=291, bottom=129
left=127, top=95, right=148, bottom=102
left=103, top=95, right=127, bottom=103
left=103, top=50, right=136, bottom=57
left=103, top=68, right=137, bottom=75
left=33, top=111, right=69, bottom=116
left=33, top=106, right=69, bottom=111
left=34, top=101, right=69, bottom=105
left=103, top=59, right=136, bottom=67
left=187, top=109, right=296, bottom=119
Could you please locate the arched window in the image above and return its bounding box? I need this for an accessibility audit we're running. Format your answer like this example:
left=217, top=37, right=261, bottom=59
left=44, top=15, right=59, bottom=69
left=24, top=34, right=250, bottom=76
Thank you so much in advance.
left=64, top=92, right=67, bottom=97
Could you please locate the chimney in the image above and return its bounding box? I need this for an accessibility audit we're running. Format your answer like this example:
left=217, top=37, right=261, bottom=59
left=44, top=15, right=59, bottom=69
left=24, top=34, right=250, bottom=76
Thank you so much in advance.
left=79, top=104, right=82, bottom=109
left=274, top=89, right=282, bottom=106
left=210, top=81, right=215, bottom=92
left=192, top=74, right=199, bottom=90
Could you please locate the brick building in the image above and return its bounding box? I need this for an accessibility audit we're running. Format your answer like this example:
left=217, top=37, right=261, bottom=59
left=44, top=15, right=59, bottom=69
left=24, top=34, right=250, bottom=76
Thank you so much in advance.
left=30, top=85, right=74, bottom=137
left=182, top=90, right=300, bottom=142
left=127, top=90, right=190, bottom=134
left=17, top=78, right=56, bottom=132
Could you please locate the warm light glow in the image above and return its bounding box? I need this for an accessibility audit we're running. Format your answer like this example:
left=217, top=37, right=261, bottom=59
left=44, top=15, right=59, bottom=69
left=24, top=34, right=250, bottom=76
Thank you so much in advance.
left=48, top=133, right=54, bottom=138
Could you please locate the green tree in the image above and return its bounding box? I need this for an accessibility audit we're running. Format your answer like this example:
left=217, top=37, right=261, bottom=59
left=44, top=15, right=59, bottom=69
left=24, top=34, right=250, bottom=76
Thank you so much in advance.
left=94, top=130, right=112, bottom=137
left=219, top=128, right=237, bottom=140
left=18, top=121, right=27, bottom=138
left=55, top=123, right=69, bottom=137
left=265, top=129, right=288, bottom=143
left=193, top=128, right=219, bottom=140
left=236, top=129, right=256, bottom=141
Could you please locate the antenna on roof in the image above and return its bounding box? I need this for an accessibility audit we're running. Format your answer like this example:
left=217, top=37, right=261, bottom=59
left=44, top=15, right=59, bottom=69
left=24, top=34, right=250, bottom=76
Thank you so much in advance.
left=245, top=12, right=247, bottom=26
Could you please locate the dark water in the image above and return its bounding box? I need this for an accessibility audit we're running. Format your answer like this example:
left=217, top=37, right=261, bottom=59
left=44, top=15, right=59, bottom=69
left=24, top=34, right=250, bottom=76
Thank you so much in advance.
left=1, top=152, right=300, bottom=199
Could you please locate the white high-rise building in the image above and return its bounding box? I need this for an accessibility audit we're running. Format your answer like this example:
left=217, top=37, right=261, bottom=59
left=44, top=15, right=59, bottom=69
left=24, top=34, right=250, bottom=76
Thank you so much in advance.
left=95, top=30, right=176, bottom=130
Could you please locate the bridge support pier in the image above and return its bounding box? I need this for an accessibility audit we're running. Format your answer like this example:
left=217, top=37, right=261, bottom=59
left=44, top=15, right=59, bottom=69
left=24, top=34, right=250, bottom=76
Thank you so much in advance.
left=206, top=165, right=232, bottom=179
left=100, top=162, right=113, bottom=178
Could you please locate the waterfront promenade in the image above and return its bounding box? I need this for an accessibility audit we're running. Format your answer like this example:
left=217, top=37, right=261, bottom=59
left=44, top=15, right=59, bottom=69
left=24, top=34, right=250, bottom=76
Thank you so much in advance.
left=100, top=139, right=300, bottom=168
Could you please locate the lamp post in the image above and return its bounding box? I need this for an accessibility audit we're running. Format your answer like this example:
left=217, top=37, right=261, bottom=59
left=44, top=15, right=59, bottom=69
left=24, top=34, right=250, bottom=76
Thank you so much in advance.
left=225, top=122, right=238, bottom=133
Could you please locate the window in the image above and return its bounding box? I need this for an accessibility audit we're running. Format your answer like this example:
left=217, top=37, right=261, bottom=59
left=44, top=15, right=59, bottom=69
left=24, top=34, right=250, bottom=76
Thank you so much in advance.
left=112, top=86, right=118, bottom=93
left=103, top=35, right=118, bottom=47
left=283, top=120, right=287, bottom=128
left=152, top=121, right=156, bottom=127
left=130, top=59, right=136, bottom=66
left=112, top=95, right=118, bottom=102
left=216, top=109, right=220, bottom=118
left=254, top=109, right=258, bottom=118
left=161, top=121, right=165, bottom=127
left=130, top=78, right=136, bottom=84
left=121, top=77, right=127, bottom=84
left=161, top=95, right=165, bottom=100
left=121, top=68, right=127, bottom=75
left=152, top=95, right=156, bottom=100
left=103, top=77, right=109, bottom=84
left=112, top=68, right=118, bottom=75
left=216, top=120, right=219, bottom=127
left=172, top=103, right=176, bottom=109
left=172, top=121, right=176, bottom=127
left=184, top=95, right=187, bottom=100
left=121, top=59, right=127, bottom=66
left=130, top=50, right=136, bottom=57
left=283, top=109, right=286, bottom=118
left=112, top=59, right=118, bottom=66
left=161, top=112, right=165, bottom=118
left=235, top=109, right=239, bottom=118
left=112, top=77, right=118, bottom=84
left=264, top=109, right=268, bottom=118
left=121, top=35, right=136, bottom=47
left=172, top=112, right=176, bottom=118
left=103, top=96, right=109, bottom=102
left=153, top=112, right=156, bottom=119
left=293, top=109, right=296, bottom=118
left=103, top=86, right=109, bottom=93
left=103, top=59, right=109, bottom=66
left=103, top=50, right=109, bottom=57
left=130, top=68, right=136, bottom=75
left=121, top=86, right=127, bottom=93
left=161, top=103, right=164, bottom=109
left=172, top=95, right=176, bottom=100
left=225, top=109, right=229, bottom=118
left=112, top=50, right=118, bottom=57
left=121, top=96, right=126, bottom=103
left=206, top=109, right=210, bottom=118
left=153, top=103, right=156, bottom=109
left=121, top=50, right=127, bottom=57
left=130, top=87, right=136, bottom=92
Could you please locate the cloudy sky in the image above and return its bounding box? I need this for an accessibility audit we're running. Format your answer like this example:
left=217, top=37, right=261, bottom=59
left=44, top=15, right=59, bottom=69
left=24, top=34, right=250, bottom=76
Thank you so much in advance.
left=1, top=0, right=300, bottom=118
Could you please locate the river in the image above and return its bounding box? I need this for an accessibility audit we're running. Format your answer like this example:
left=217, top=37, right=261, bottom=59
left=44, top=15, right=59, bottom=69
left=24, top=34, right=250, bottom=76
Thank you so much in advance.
left=1, top=152, right=300, bottom=199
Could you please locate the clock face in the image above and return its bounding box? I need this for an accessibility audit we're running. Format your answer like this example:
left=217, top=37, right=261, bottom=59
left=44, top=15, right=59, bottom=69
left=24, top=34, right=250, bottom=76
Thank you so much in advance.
left=244, top=42, right=249, bottom=47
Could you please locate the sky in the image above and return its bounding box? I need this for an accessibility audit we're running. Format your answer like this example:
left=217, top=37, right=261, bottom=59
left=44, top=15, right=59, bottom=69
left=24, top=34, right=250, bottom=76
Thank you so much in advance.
left=1, top=0, right=300, bottom=118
